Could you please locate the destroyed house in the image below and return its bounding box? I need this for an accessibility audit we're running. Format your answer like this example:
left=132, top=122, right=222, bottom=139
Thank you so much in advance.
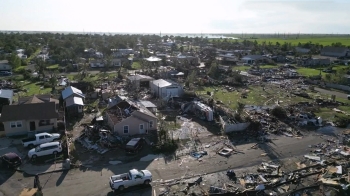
left=106, top=100, right=157, bottom=135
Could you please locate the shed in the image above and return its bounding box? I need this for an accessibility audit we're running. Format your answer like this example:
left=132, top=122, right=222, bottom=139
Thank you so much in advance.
left=150, top=79, right=184, bottom=99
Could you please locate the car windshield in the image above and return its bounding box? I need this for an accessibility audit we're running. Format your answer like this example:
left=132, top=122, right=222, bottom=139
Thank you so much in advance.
left=139, top=171, right=145, bottom=177
left=35, top=146, right=41, bottom=152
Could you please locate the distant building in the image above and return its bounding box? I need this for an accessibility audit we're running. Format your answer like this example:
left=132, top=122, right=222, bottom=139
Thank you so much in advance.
left=320, top=47, right=349, bottom=57
left=297, top=58, right=331, bottom=67
left=0, top=60, right=12, bottom=71
left=150, top=79, right=184, bottom=98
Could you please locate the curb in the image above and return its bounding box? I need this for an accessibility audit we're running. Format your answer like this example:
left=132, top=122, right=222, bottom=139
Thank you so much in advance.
left=16, top=168, right=70, bottom=176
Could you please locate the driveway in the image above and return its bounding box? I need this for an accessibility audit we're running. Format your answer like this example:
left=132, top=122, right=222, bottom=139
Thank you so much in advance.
left=314, top=87, right=349, bottom=99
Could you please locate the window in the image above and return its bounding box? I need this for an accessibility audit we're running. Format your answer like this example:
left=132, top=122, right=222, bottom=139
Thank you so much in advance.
left=149, top=121, right=153, bottom=128
left=39, top=136, right=45, bottom=140
left=16, top=121, right=22, bottom=128
left=139, top=124, right=144, bottom=130
left=123, top=126, right=129, bottom=134
left=39, top=120, right=52, bottom=127
left=10, top=122, right=16, bottom=128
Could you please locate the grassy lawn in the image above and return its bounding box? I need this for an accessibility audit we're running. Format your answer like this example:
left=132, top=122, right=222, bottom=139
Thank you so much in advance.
left=47, top=64, right=59, bottom=70
left=26, top=48, right=41, bottom=63
left=196, top=85, right=310, bottom=109
left=296, top=67, right=323, bottom=77
left=232, top=64, right=278, bottom=71
left=131, top=61, right=141, bottom=69
left=18, top=81, right=52, bottom=96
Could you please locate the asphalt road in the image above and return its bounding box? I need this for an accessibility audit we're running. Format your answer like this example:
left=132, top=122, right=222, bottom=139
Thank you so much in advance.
left=0, top=133, right=330, bottom=196
left=314, top=87, right=349, bottom=99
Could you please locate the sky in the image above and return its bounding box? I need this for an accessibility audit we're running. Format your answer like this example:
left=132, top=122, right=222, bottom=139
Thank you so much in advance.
left=0, top=0, right=349, bottom=34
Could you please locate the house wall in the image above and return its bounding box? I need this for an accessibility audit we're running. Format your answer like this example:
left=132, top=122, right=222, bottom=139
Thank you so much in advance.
left=150, top=84, right=183, bottom=98
left=113, top=116, right=148, bottom=135
left=109, top=111, right=157, bottom=135
left=4, top=118, right=57, bottom=136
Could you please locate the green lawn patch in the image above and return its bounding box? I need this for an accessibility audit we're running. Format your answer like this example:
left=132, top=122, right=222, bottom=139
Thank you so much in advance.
left=19, top=81, right=51, bottom=96
left=47, top=64, right=59, bottom=70
left=26, top=49, right=41, bottom=63
left=131, top=61, right=141, bottom=69
left=232, top=65, right=278, bottom=71
left=296, top=67, right=324, bottom=77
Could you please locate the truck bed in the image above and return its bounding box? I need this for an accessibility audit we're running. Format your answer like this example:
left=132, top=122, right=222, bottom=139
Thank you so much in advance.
left=22, top=138, right=35, bottom=143
left=111, top=173, right=128, bottom=182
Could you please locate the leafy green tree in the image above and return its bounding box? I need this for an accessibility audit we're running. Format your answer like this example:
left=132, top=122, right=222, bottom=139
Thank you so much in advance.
left=8, top=53, right=21, bottom=69
left=34, top=58, right=47, bottom=78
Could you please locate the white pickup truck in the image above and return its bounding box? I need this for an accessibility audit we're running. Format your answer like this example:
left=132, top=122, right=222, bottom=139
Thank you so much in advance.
left=109, top=169, right=152, bottom=191
left=22, top=132, right=61, bottom=148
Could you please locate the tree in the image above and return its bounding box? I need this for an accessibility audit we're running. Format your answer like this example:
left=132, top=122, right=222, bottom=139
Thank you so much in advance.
left=208, top=61, right=219, bottom=78
left=8, top=53, right=21, bottom=69
left=34, top=58, right=47, bottom=78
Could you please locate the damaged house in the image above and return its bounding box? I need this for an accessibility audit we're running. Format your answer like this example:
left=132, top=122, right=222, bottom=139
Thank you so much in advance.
left=106, top=100, right=157, bottom=135
left=127, top=74, right=154, bottom=89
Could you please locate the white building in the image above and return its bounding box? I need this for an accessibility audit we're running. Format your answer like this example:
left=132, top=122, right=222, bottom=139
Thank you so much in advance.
left=150, top=79, right=184, bottom=98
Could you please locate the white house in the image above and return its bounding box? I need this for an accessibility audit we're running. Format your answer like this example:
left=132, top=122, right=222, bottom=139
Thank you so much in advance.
left=150, top=79, right=184, bottom=98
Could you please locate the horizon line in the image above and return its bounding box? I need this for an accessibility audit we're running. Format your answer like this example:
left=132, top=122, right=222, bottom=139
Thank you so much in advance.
left=0, top=30, right=350, bottom=35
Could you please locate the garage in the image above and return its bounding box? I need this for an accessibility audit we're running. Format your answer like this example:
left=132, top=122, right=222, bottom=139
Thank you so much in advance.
left=150, top=79, right=184, bottom=99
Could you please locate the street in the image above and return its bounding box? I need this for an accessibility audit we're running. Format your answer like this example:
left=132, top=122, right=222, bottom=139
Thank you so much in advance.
left=0, top=132, right=332, bottom=196
left=314, top=87, right=349, bottom=99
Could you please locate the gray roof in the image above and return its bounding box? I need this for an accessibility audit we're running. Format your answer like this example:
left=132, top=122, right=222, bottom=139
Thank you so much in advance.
left=62, top=86, right=85, bottom=100
left=65, top=96, right=84, bottom=107
left=321, top=46, right=349, bottom=54
left=139, top=100, right=157, bottom=108
left=127, top=74, right=154, bottom=81
left=0, top=89, right=13, bottom=99
left=242, top=55, right=265, bottom=60
left=0, top=102, right=58, bottom=122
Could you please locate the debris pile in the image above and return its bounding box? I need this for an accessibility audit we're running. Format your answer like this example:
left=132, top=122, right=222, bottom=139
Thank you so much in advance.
left=76, top=125, right=122, bottom=154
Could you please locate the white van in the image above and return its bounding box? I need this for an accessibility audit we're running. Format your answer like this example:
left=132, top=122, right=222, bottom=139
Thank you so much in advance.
left=28, top=142, right=62, bottom=159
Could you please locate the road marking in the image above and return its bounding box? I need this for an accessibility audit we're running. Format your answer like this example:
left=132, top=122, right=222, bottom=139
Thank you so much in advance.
left=153, top=189, right=156, bottom=196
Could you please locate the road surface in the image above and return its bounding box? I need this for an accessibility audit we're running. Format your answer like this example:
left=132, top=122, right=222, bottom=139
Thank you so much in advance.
left=314, top=87, right=349, bottom=100
left=0, top=133, right=330, bottom=196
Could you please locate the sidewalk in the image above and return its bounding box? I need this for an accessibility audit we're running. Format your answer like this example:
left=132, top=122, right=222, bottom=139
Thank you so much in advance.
left=19, top=162, right=70, bottom=175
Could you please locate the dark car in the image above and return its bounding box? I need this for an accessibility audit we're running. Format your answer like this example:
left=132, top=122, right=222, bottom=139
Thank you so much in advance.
left=0, top=71, right=12, bottom=76
left=125, top=138, right=144, bottom=154
left=1, top=152, right=22, bottom=169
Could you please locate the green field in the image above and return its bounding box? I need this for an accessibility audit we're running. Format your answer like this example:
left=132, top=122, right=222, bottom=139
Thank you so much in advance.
left=216, top=34, right=350, bottom=46
left=233, top=65, right=278, bottom=71
left=245, top=37, right=350, bottom=46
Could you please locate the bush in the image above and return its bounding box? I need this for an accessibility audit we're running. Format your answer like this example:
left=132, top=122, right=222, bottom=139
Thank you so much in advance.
left=153, top=140, right=178, bottom=154
left=43, top=82, right=51, bottom=88
left=270, top=106, right=287, bottom=118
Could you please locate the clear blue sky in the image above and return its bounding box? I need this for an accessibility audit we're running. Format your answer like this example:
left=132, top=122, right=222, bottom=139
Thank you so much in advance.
left=0, top=0, right=349, bottom=34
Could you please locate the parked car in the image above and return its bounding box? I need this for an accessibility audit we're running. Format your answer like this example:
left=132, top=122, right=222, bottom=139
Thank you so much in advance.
left=348, top=95, right=350, bottom=100
left=1, top=152, right=22, bottom=169
left=109, top=169, right=152, bottom=191
left=0, top=71, right=12, bottom=76
left=28, top=141, right=62, bottom=159
left=22, top=132, right=61, bottom=148
left=125, top=138, right=144, bottom=154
